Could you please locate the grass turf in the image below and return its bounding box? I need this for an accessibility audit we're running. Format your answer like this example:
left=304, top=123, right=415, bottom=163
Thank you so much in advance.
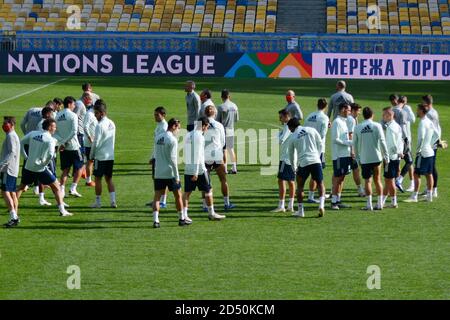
left=0, top=76, right=448, bottom=299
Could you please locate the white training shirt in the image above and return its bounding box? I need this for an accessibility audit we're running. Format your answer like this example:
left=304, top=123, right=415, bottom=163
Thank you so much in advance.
left=83, top=108, right=98, bottom=148
left=154, top=131, right=179, bottom=180
left=0, top=130, right=20, bottom=177
left=417, top=116, right=438, bottom=158
left=346, top=115, right=357, bottom=134
left=288, top=126, right=322, bottom=168
left=204, top=117, right=225, bottom=164
left=385, top=120, right=404, bottom=161
left=20, top=107, right=43, bottom=134
left=184, top=130, right=207, bottom=176
left=331, top=116, right=353, bottom=160
left=353, top=119, right=389, bottom=164
left=54, top=108, right=80, bottom=151
left=304, top=111, right=329, bottom=154
left=150, top=119, right=168, bottom=160
left=21, top=130, right=57, bottom=173
left=279, top=123, right=292, bottom=164
left=90, top=116, right=115, bottom=161
left=403, top=104, right=416, bottom=144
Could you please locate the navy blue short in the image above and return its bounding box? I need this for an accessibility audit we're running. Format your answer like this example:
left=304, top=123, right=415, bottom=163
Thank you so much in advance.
left=77, top=133, right=85, bottom=153
left=384, top=160, right=400, bottom=179
left=47, top=157, right=57, bottom=176
left=361, top=162, right=381, bottom=179
left=1, top=173, right=17, bottom=192
left=277, top=161, right=295, bottom=181
left=320, top=153, right=326, bottom=169
left=93, top=160, right=114, bottom=178
left=60, top=149, right=84, bottom=170
left=21, top=167, right=56, bottom=186
left=184, top=174, right=211, bottom=193
left=84, top=147, right=91, bottom=159
left=333, top=157, right=352, bottom=177
left=297, top=163, right=324, bottom=183
left=205, top=162, right=223, bottom=172
left=351, top=158, right=359, bottom=170
left=414, top=155, right=434, bottom=176
left=154, top=178, right=181, bottom=192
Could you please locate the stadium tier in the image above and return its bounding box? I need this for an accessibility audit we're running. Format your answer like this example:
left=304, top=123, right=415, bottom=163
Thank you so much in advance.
left=0, top=0, right=278, bottom=33
left=327, top=0, right=450, bottom=35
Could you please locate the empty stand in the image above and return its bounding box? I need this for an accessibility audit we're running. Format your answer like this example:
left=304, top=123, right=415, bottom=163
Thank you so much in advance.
left=327, top=0, right=450, bottom=35
left=0, top=0, right=278, bottom=33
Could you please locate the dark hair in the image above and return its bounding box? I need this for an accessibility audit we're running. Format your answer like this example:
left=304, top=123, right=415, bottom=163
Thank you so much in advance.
left=94, top=99, right=107, bottom=113
left=383, top=106, right=393, bottom=112
left=45, top=100, right=55, bottom=109
left=63, top=96, right=76, bottom=108
left=278, top=109, right=290, bottom=116
left=221, top=89, right=230, bottom=99
left=350, top=103, right=361, bottom=111
left=41, top=106, right=53, bottom=118
left=422, top=94, right=433, bottom=105
left=154, top=106, right=166, bottom=116
left=201, top=89, right=212, bottom=99
left=42, top=118, right=56, bottom=131
left=362, top=107, right=373, bottom=119
left=3, top=116, right=16, bottom=126
left=317, top=98, right=328, bottom=110
left=197, top=116, right=210, bottom=127
left=82, top=83, right=92, bottom=91
left=287, top=118, right=300, bottom=130
left=417, top=103, right=429, bottom=115
left=205, top=105, right=215, bottom=117
left=398, top=96, right=407, bottom=104
left=53, top=97, right=63, bottom=106
left=389, top=94, right=399, bottom=102
left=338, top=102, right=350, bottom=112
left=167, top=118, right=181, bottom=129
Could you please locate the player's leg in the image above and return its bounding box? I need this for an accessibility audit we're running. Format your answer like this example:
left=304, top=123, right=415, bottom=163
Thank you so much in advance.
left=43, top=169, right=72, bottom=216
left=69, top=150, right=84, bottom=197
left=293, top=173, right=306, bottom=217
left=217, top=164, right=234, bottom=211
left=432, top=149, right=438, bottom=197
left=182, top=191, right=192, bottom=222
left=425, top=173, right=434, bottom=202
left=152, top=188, right=165, bottom=228
left=308, top=179, right=318, bottom=203
left=352, top=165, right=365, bottom=197
left=172, top=186, right=185, bottom=226
left=287, top=180, right=296, bottom=212
left=272, top=179, right=286, bottom=212
left=202, top=173, right=225, bottom=220
left=373, top=164, right=383, bottom=210
left=405, top=162, right=421, bottom=203
left=105, top=176, right=116, bottom=208
left=310, top=163, right=325, bottom=217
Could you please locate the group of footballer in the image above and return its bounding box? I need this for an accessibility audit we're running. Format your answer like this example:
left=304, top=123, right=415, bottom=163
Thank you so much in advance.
left=0, top=79, right=444, bottom=228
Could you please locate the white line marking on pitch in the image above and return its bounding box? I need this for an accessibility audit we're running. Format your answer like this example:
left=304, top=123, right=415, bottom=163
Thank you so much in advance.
left=0, top=78, right=67, bottom=105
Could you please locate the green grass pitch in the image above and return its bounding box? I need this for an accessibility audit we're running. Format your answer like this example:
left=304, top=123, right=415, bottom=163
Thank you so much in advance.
left=0, top=76, right=448, bottom=299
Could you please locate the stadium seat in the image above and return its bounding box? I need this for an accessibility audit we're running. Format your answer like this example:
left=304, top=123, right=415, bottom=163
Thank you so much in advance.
left=327, top=0, right=449, bottom=34
left=0, top=0, right=277, bottom=32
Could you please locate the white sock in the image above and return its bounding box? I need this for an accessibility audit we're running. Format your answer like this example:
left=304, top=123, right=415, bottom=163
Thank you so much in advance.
left=337, top=193, right=342, bottom=202
left=61, top=185, right=65, bottom=193
left=39, top=192, right=45, bottom=201
left=308, top=191, right=315, bottom=200
left=224, top=196, right=230, bottom=206
left=110, top=192, right=116, bottom=203
left=427, top=190, right=433, bottom=201
left=377, top=196, right=382, bottom=208
left=160, top=194, right=167, bottom=204
left=298, top=203, right=304, bottom=213
left=367, top=195, right=373, bottom=208
left=96, top=195, right=101, bottom=205
left=412, top=192, right=418, bottom=199
left=392, top=196, right=397, bottom=206
left=183, top=207, right=188, bottom=219
left=70, top=183, right=77, bottom=192
left=153, top=211, right=159, bottom=223
left=207, top=205, right=215, bottom=215
left=433, top=187, right=438, bottom=194
left=10, top=210, right=18, bottom=220
left=381, top=195, right=387, bottom=206
left=288, top=198, right=295, bottom=209
left=178, top=211, right=183, bottom=220
left=58, top=204, right=65, bottom=212
left=408, top=180, right=414, bottom=188
left=202, top=198, right=207, bottom=208
left=232, top=162, right=237, bottom=171
left=86, top=176, right=91, bottom=183
left=319, top=196, right=325, bottom=209
left=278, top=199, right=285, bottom=209
left=397, top=176, right=404, bottom=184
left=332, top=195, right=338, bottom=204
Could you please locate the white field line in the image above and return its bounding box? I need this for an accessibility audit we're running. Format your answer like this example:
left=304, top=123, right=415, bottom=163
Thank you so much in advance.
left=0, top=78, right=67, bottom=105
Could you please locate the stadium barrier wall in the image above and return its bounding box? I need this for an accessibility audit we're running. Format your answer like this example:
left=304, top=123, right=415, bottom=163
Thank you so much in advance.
left=6, top=31, right=450, bottom=55
left=1, top=51, right=449, bottom=81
